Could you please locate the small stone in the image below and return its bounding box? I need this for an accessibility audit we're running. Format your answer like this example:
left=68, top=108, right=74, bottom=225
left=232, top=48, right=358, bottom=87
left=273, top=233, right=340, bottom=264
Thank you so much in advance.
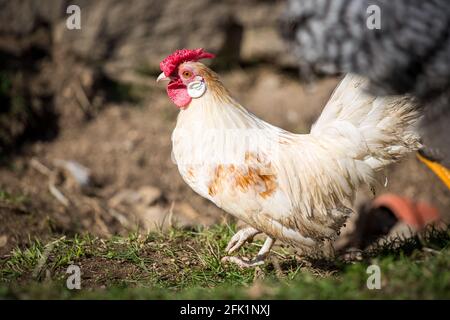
left=54, top=159, right=91, bottom=188
left=0, top=235, right=7, bottom=248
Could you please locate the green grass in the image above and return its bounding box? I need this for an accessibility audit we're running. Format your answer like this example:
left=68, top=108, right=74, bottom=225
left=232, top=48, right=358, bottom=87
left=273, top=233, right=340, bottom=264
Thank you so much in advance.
left=0, top=190, right=28, bottom=205
left=0, top=225, right=449, bottom=299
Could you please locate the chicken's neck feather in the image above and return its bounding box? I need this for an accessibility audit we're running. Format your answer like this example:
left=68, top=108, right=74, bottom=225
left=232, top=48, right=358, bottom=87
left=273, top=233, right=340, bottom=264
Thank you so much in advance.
left=175, top=78, right=290, bottom=139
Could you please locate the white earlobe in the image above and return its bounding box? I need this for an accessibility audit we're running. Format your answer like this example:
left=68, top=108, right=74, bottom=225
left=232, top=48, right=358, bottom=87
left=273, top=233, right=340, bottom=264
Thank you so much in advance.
left=187, top=79, right=206, bottom=98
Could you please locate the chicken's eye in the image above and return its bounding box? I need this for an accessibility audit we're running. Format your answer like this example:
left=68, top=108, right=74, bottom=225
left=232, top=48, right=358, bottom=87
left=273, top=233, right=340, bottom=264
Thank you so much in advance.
left=182, top=70, right=192, bottom=78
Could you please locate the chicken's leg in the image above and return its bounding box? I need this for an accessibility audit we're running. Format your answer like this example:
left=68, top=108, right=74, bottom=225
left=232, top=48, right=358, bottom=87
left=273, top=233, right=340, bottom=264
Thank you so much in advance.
left=222, top=237, right=275, bottom=268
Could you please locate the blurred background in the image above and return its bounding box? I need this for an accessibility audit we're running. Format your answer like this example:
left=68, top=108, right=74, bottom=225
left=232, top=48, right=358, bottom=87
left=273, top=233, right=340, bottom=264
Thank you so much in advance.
left=0, top=0, right=448, bottom=256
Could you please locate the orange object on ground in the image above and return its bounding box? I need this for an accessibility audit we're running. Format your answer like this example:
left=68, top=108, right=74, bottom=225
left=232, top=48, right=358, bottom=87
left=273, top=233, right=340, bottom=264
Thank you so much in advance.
left=372, top=194, right=440, bottom=229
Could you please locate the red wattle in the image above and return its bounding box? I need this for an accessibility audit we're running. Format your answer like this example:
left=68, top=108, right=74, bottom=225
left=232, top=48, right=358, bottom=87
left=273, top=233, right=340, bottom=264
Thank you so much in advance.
left=167, top=79, right=192, bottom=109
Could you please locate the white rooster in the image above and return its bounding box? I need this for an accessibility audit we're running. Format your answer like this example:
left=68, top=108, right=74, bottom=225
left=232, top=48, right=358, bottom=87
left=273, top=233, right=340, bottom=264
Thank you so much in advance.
left=156, top=48, right=421, bottom=267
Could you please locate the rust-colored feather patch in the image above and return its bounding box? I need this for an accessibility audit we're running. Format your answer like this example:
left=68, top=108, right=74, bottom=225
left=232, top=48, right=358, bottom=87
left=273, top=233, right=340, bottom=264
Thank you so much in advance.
left=186, top=166, right=195, bottom=179
left=208, top=164, right=225, bottom=196
left=208, top=152, right=277, bottom=199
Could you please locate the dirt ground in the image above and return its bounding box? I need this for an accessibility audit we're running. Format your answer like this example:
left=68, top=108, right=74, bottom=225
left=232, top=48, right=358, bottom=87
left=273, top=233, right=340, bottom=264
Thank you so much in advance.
left=1, top=64, right=449, bottom=259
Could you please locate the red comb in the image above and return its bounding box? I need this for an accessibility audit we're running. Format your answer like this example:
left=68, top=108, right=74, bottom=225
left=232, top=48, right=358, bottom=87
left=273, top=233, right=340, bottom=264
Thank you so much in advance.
left=160, top=48, right=215, bottom=76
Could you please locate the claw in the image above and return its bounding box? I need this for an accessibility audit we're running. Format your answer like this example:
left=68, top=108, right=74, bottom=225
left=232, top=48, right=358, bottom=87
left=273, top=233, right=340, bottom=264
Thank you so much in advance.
left=222, top=237, right=275, bottom=269
left=221, top=256, right=265, bottom=268
left=225, top=227, right=260, bottom=254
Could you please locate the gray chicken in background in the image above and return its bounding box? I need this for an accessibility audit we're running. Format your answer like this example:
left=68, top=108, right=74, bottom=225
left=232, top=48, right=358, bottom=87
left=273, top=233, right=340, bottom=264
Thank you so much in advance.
left=279, top=0, right=450, bottom=167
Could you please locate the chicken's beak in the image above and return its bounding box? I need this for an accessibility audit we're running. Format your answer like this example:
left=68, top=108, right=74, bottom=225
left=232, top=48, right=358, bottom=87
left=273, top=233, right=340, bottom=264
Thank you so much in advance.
left=156, top=72, right=170, bottom=83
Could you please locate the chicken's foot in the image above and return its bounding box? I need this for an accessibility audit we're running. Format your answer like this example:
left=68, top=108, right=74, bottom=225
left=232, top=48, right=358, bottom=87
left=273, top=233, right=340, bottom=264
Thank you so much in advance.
left=225, top=227, right=260, bottom=254
left=222, top=237, right=275, bottom=268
